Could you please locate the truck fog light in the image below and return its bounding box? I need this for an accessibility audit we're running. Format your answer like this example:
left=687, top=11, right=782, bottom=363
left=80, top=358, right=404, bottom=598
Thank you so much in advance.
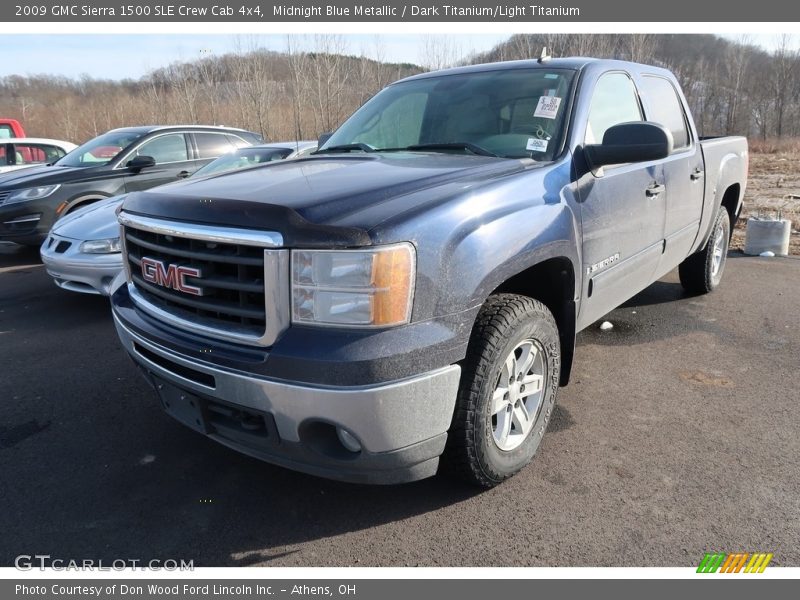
left=336, top=427, right=362, bottom=453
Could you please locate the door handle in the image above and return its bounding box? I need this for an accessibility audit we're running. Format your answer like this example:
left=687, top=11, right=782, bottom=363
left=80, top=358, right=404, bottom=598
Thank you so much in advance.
left=646, top=183, right=665, bottom=198
left=690, top=168, right=704, bottom=181
left=177, top=170, right=191, bottom=179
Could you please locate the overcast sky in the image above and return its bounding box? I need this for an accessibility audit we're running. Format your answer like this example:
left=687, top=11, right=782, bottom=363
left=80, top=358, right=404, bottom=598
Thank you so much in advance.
left=0, top=34, right=510, bottom=80
left=0, top=33, right=792, bottom=81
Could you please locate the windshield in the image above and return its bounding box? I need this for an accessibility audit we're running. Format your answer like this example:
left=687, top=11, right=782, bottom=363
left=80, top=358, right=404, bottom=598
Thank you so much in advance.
left=193, top=147, right=293, bottom=177
left=55, top=130, right=145, bottom=167
left=322, top=68, right=575, bottom=160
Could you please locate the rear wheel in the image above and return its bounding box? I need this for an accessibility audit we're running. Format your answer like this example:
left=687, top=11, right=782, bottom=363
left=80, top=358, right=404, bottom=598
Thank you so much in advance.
left=443, top=294, right=561, bottom=488
left=679, top=207, right=730, bottom=294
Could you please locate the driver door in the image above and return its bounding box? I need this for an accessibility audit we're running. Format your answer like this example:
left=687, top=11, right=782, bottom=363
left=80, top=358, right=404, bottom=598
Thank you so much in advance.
left=123, top=133, right=197, bottom=192
left=576, top=71, right=667, bottom=329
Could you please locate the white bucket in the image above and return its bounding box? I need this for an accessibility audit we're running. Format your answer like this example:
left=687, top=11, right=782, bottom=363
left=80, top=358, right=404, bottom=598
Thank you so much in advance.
left=744, top=218, right=791, bottom=256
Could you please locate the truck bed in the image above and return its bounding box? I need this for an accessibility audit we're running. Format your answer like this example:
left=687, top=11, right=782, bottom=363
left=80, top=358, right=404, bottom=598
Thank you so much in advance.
left=695, top=135, right=748, bottom=252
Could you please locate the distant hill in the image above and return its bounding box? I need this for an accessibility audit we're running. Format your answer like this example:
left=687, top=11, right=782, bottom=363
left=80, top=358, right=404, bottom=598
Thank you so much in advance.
left=0, top=34, right=794, bottom=144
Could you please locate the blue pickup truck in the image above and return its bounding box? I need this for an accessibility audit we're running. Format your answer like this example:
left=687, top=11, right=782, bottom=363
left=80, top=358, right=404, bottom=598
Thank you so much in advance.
left=110, top=58, right=748, bottom=487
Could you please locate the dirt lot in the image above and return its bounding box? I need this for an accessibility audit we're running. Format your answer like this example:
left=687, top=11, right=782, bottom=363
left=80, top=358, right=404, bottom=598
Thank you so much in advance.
left=734, top=147, right=800, bottom=255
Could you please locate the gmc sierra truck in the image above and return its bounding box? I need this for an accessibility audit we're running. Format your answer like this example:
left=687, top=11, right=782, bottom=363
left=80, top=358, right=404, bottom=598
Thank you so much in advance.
left=110, top=58, right=747, bottom=487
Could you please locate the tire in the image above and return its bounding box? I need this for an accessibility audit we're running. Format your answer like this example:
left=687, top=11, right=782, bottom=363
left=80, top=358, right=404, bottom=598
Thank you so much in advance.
left=678, top=207, right=731, bottom=294
left=443, top=294, right=561, bottom=488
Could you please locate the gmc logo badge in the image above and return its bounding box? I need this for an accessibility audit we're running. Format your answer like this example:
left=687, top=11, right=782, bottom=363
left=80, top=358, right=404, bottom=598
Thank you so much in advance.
left=141, top=256, right=204, bottom=296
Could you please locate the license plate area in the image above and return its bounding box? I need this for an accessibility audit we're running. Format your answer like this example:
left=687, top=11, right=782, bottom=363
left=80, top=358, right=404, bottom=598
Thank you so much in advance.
left=151, top=375, right=281, bottom=452
left=153, top=376, right=209, bottom=434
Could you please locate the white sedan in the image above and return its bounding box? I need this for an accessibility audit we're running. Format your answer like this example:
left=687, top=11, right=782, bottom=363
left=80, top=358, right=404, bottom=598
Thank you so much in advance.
left=0, top=138, right=77, bottom=174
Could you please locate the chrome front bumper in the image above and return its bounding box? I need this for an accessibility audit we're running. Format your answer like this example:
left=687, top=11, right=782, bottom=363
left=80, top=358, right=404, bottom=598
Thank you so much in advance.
left=113, top=311, right=461, bottom=484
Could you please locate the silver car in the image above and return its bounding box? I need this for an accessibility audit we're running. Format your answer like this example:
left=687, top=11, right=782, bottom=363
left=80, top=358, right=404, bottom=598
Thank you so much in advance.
left=40, top=141, right=316, bottom=295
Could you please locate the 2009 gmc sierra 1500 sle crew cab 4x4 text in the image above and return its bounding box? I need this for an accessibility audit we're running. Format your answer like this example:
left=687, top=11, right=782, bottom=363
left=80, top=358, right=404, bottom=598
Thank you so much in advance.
left=110, top=58, right=747, bottom=487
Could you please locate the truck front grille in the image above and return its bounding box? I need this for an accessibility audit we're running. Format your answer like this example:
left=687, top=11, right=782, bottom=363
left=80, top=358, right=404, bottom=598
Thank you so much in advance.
left=118, top=212, right=288, bottom=346
left=125, top=226, right=267, bottom=330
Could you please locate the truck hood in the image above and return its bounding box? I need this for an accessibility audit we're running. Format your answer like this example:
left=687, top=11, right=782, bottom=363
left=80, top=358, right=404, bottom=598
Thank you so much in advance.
left=121, top=153, right=534, bottom=246
left=0, top=164, right=98, bottom=189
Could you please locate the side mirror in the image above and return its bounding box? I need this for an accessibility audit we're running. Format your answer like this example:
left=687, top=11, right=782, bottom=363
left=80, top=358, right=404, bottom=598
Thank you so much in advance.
left=318, top=132, right=333, bottom=148
left=126, top=155, right=156, bottom=172
left=584, top=122, right=673, bottom=169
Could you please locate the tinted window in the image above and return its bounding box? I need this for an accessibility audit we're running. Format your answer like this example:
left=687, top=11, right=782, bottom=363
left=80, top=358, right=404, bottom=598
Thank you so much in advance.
left=585, top=72, right=642, bottom=145
left=641, top=76, right=690, bottom=149
left=354, top=92, right=427, bottom=150
left=135, top=134, right=189, bottom=164
left=195, top=132, right=237, bottom=159
left=226, top=134, right=252, bottom=148
left=56, top=130, right=144, bottom=167
left=193, top=147, right=292, bottom=177
left=325, top=68, right=576, bottom=160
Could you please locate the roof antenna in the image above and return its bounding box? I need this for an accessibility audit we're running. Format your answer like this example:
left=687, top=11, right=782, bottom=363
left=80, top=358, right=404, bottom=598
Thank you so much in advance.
left=538, top=47, right=551, bottom=63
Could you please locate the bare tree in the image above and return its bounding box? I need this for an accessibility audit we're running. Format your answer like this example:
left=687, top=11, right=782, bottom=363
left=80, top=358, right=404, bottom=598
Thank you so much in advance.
left=419, top=35, right=462, bottom=71
left=196, top=49, right=220, bottom=125
left=305, top=35, right=351, bottom=134
left=770, top=34, right=798, bottom=138
left=286, top=35, right=311, bottom=140
left=165, top=61, right=201, bottom=123
left=627, top=34, right=657, bottom=63
left=724, top=35, right=752, bottom=135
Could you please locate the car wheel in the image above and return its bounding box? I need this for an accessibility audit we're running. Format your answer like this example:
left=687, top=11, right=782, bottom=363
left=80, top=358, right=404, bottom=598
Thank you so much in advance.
left=679, top=207, right=731, bottom=294
left=443, top=294, right=561, bottom=488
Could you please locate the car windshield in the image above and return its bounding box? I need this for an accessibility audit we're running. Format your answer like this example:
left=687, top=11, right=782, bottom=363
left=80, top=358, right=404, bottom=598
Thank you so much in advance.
left=193, top=147, right=293, bottom=177
left=55, top=130, right=146, bottom=167
left=321, top=67, right=575, bottom=161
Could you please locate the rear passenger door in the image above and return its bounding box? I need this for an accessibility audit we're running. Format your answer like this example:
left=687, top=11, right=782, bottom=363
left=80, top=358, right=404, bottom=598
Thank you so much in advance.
left=639, top=75, right=705, bottom=274
left=123, top=132, right=196, bottom=191
left=191, top=132, right=240, bottom=170
left=576, top=71, right=667, bottom=329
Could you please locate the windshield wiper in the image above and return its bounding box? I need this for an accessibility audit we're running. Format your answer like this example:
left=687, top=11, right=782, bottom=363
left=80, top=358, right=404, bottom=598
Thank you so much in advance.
left=313, top=143, right=375, bottom=154
left=403, top=142, right=498, bottom=158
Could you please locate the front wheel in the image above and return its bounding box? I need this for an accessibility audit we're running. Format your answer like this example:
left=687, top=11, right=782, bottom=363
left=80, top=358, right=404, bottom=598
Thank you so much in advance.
left=679, top=207, right=731, bottom=294
left=443, top=294, right=561, bottom=488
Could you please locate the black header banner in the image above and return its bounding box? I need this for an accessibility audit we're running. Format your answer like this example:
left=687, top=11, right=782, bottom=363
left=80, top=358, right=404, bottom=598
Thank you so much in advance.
left=3, top=0, right=800, bottom=22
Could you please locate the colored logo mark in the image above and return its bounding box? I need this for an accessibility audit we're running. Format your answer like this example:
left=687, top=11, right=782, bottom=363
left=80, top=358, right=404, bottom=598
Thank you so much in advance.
left=697, top=552, right=773, bottom=573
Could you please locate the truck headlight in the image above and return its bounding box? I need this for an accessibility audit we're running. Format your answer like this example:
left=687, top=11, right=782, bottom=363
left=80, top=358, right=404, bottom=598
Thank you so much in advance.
left=291, top=243, right=415, bottom=327
left=80, top=237, right=121, bottom=254
left=4, top=184, right=61, bottom=205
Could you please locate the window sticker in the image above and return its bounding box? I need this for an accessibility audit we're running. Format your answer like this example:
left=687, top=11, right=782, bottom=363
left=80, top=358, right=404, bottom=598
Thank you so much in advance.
left=544, top=73, right=559, bottom=79
left=534, top=96, right=562, bottom=119
left=526, top=138, right=549, bottom=152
